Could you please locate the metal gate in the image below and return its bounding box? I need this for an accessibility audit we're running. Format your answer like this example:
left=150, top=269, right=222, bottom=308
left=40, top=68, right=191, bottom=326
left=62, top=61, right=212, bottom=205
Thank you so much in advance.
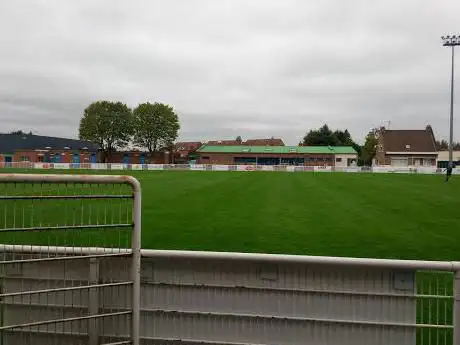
left=0, top=174, right=141, bottom=345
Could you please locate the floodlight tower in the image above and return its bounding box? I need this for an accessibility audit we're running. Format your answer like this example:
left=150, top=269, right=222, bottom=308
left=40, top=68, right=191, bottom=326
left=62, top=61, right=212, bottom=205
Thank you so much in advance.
left=441, top=35, right=460, bottom=168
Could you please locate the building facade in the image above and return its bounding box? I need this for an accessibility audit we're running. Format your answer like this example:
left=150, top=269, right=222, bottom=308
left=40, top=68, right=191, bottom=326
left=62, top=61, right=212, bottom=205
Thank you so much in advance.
left=197, top=145, right=357, bottom=166
left=374, top=126, right=438, bottom=167
left=0, top=133, right=99, bottom=165
left=437, top=150, right=460, bottom=168
left=174, top=142, right=203, bottom=163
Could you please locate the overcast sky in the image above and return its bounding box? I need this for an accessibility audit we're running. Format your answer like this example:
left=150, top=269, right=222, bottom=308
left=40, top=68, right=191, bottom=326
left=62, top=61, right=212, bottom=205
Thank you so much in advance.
left=0, top=0, right=459, bottom=145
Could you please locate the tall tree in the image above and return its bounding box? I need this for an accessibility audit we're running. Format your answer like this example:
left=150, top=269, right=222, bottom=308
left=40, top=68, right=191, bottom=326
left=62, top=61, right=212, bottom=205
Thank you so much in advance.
left=303, top=125, right=340, bottom=146
left=435, top=139, right=460, bottom=150
left=79, top=101, right=133, bottom=162
left=235, top=136, right=242, bottom=144
left=360, top=131, right=378, bottom=166
left=132, top=102, right=180, bottom=153
left=436, top=140, right=449, bottom=150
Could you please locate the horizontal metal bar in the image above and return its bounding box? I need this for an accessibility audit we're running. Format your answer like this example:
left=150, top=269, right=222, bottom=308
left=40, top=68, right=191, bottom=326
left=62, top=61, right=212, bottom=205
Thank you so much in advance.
left=0, top=174, right=141, bottom=192
left=0, top=244, right=131, bottom=255
left=146, top=281, right=453, bottom=299
left=2, top=302, right=130, bottom=314
left=143, top=249, right=460, bottom=271
left=0, top=194, right=132, bottom=200
left=4, top=329, right=132, bottom=344
left=140, top=337, right=285, bottom=345
left=0, top=252, right=130, bottom=265
left=0, top=310, right=131, bottom=331
left=4, top=328, right=90, bottom=338
left=1, top=245, right=460, bottom=272
left=0, top=281, right=132, bottom=298
left=0, top=223, right=132, bottom=233
left=144, top=308, right=453, bottom=329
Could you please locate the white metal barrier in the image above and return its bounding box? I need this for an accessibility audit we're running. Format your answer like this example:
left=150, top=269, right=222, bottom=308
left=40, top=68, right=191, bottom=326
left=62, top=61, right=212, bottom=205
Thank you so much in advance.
left=1, top=174, right=460, bottom=344
left=1, top=246, right=459, bottom=345
left=0, top=162, right=456, bottom=174
left=0, top=174, right=141, bottom=345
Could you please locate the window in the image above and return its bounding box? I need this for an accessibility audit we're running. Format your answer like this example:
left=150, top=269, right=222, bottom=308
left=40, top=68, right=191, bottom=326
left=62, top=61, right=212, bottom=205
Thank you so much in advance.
left=201, top=156, right=210, bottom=160
left=234, top=157, right=256, bottom=164
left=38, top=155, right=44, bottom=162
left=20, top=156, right=29, bottom=162
left=336, top=157, right=342, bottom=162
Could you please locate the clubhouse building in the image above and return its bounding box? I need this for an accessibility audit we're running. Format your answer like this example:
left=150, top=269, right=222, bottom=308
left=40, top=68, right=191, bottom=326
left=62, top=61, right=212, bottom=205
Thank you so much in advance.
left=196, top=145, right=358, bottom=167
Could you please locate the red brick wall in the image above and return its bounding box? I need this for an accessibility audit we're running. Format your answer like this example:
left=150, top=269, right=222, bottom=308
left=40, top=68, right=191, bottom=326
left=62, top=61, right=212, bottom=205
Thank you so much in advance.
left=107, top=151, right=169, bottom=164
left=12, top=150, right=96, bottom=163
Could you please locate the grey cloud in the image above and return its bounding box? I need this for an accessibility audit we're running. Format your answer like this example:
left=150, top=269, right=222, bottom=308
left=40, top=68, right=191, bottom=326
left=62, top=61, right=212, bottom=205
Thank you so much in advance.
left=0, top=0, right=459, bottom=145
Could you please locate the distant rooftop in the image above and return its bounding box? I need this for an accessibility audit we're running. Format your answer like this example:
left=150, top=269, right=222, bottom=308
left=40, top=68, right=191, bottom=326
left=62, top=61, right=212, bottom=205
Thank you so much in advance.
left=207, top=138, right=285, bottom=146
left=379, top=126, right=437, bottom=153
left=0, top=133, right=99, bottom=153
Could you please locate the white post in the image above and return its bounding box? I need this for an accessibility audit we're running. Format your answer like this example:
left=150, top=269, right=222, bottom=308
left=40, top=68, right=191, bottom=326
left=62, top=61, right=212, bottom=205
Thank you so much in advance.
left=130, top=179, right=142, bottom=345
left=88, top=258, right=100, bottom=345
left=454, top=270, right=460, bottom=345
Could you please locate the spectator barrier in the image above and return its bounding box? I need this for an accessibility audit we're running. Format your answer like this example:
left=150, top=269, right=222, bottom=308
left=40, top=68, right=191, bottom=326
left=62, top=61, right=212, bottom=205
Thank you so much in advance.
left=0, top=162, right=457, bottom=174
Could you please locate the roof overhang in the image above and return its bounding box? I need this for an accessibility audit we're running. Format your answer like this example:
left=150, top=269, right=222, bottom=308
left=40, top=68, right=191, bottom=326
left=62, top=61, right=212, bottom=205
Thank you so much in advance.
left=386, top=152, right=438, bottom=155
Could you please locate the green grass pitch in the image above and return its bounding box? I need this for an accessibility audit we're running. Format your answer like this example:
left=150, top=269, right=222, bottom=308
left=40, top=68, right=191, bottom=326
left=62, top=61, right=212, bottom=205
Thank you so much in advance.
left=1, top=169, right=459, bottom=261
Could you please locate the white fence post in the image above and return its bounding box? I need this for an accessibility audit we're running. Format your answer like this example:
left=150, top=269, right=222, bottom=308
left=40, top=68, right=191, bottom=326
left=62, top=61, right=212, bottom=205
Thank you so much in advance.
left=88, top=258, right=100, bottom=345
left=130, top=177, right=142, bottom=345
left=454, top=270, right=460, bottom=345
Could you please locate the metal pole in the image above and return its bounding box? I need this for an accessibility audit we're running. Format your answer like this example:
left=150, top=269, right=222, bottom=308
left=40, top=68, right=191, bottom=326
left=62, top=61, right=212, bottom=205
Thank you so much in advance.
left=450, top=45, right=455, bottom=168
left=130, top=178, right=142, bottom=345
left=454, top=270, right=460, bottom=345
left=443, top=35, right=459, bottom=168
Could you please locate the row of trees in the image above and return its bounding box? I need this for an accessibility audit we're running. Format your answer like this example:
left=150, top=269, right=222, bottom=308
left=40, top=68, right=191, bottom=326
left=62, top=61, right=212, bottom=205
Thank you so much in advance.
left=79, top=101, right=180, bottom=162
left=436, top=139, right=460, bottom=151
left=301, top=125, right=377, bottom=166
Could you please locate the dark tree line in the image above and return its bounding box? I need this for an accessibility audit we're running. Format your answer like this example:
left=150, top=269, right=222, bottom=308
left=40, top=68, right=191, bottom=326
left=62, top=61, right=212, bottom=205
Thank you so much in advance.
left=9, top=130, right=33, bottom=135
left=436, top=139, right=460, bottom=151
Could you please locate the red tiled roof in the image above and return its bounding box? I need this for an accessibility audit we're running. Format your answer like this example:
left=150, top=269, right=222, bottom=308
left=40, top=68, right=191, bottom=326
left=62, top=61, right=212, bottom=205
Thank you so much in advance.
left=175, top=142, right=202, bottom=151
left=207, top=140, right=240, bottom=145
left=207, top=138, right=285, bottom=146
left=244, top=138, right=285, bottom=146
left=381, top=128, right=436, bottom=152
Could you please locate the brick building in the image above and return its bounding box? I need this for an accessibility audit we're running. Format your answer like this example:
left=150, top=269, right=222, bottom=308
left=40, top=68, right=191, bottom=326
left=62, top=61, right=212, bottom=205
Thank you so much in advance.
left=196, top=145, right=357, bottom=166
left=174, top=142, right=203, bottom=163
left=0, top=133, right=99, bottom=164
left=107, top=151, right=170, bottom=165
left=374, top=126, right=438, bottom=167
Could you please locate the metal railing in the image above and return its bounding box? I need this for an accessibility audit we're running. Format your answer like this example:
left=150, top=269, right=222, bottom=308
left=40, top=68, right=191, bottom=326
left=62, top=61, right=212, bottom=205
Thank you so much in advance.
left=2, top=247, right=457, bottom=344
left=0, top=174, right=141, bottom=345
left=2, top=174, right=460, bottom=344
left=0, top=161, right=453, bottom=174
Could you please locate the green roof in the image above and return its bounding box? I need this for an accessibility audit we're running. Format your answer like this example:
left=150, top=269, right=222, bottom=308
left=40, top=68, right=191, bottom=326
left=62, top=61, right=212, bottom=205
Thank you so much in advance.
left=197, top=145, right=357, bottom=155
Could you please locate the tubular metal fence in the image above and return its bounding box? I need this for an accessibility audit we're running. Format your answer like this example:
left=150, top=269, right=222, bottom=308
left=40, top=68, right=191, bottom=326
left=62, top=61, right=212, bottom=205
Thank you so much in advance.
left=0, top=174, right=141, bottom=345
left=1, top=174, right=460, bottom=344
